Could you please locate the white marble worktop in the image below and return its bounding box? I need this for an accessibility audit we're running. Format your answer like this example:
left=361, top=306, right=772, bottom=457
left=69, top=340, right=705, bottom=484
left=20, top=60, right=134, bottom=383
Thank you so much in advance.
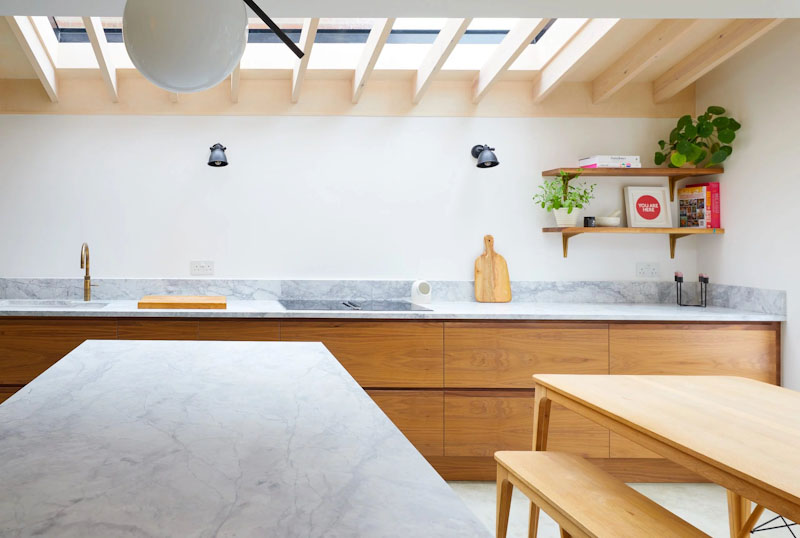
left=0, top=340, right=489, bottom=537
left=0, top=299, right=785, bottom=322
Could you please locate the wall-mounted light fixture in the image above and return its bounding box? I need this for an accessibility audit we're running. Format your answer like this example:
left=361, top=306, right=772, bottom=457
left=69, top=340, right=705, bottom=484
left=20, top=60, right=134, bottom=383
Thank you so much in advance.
left=471, top=144, right=499, bottom=168
left=208, top=143, right=228, bottom=167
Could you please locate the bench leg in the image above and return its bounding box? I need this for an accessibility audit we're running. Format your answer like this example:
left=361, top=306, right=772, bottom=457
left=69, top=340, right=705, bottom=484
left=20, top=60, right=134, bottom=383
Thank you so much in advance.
left=497, top=466, right=514, bottom=538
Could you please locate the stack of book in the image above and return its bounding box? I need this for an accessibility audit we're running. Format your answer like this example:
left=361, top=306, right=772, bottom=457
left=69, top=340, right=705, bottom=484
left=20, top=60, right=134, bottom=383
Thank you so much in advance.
left=578, top=155, right=641, bottom=168
left=678, top=183, right=721, bottom=228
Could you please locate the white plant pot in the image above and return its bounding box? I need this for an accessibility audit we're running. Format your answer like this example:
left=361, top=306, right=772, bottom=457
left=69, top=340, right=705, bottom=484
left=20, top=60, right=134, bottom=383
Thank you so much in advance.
left=553, top=208, right=580, bottom=227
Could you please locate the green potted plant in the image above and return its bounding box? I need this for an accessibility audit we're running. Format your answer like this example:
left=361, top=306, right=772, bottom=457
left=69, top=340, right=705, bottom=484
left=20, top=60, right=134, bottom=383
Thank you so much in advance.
left=655, top=106, right=741, bottom=168
left=533, top=170, right=596, bottom=227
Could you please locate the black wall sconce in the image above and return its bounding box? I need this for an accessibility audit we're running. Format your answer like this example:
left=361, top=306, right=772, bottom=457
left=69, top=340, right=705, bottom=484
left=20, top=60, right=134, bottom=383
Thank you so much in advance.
left=471, top=144, right=499, bottom=168
left=208, top=143, right=228, bottom=167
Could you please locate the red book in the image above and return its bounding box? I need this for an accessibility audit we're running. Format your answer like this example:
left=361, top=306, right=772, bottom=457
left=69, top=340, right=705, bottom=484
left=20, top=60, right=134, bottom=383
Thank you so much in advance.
left=678, top=182, right=720, bottom=228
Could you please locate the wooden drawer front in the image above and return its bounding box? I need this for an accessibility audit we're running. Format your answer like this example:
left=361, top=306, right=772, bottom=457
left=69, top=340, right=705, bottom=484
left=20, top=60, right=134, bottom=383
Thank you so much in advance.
left=367, top=390, right=443, bottom=457
left=443, top=390, right=609, bottom=458
left=0, top=386, right=22, bottom=404
left=118, top=320, right=199, bottom=340
left=610, top=323, right=779, bottom=383
left=198, top=320, right=280, bottom=341
left=444, top=322, right=609, bottom=388
left=281, top=321, right=443, bottom=388
left=0, top=319, right=117, bottom=384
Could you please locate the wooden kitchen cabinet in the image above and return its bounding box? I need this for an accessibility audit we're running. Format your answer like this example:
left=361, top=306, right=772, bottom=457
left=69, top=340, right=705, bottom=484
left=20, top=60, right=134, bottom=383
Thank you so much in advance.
left=198, top=320, right=279, bottom=341
left=0, top=316, right=782, bottom=482
left=367, top=390, right=443, bottom=456
left=281, top=321, right=443, bottom=388
left=443, top=390, right=609, bottom=458
left=444, top=322, right=608, bottom=388
left=0, top=318, right=117, bottom=384
left=610, top=323, right=780, bottom=384
left=0, top=386, right=22, bottom=404
left=117, top=319, right=199, bottom=340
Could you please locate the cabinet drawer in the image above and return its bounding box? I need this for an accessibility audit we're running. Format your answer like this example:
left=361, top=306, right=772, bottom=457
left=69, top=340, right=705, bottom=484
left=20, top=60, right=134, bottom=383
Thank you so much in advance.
left=281, top=321, right=443, bottom=388
left=118, top=320, right=199, bottom=340
left=610, top=323, right=779, bottom=383
left=444, top=322, right=609, bottom=388
left=443, top=390, right=609, bottom=458
left=367, top=390, right=443, bottom=457
left=0, top=319, right=117, bottom=384
left=0, top=386, right=22, bottom=404
left=198, top=320, right=279, bottom=341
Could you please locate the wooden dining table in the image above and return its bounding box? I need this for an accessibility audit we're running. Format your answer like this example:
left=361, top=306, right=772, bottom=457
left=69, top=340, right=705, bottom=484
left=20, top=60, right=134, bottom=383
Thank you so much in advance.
left=531, top=374, right=800, bottom=538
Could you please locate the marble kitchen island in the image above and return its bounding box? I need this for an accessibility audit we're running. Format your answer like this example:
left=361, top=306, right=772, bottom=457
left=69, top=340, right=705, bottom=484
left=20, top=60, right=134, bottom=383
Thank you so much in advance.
left=0, top=340, right=489, bottom=537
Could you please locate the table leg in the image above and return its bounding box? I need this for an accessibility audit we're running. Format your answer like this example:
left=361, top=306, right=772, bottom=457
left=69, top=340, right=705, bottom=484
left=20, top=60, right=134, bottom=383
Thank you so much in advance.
left=727, top=490, right=752, bottom=538
left=496, top=466, right=513, bottom=538
left=529, top=385, right=552, bottom=538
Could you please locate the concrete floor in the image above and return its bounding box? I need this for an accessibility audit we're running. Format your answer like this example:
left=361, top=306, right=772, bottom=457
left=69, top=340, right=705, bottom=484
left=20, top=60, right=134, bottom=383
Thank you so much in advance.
left=449, top=481, right=791, bottom=537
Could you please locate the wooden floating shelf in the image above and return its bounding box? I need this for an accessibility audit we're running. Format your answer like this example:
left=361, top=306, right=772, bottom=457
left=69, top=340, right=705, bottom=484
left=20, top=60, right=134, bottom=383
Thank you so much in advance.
left=542, top=227, right=725, bottom=259
left=541, top=167, right=724, bottom=201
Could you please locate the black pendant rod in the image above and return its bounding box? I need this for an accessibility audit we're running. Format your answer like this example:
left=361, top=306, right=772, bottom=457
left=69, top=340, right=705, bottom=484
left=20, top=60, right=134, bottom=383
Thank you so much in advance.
left=241, top=0, right=304, bottom=59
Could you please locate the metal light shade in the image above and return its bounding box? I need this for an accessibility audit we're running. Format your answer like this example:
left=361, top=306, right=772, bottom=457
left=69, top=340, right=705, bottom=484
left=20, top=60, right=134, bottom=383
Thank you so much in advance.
left=123, top=0, right=247, bottom=93
left=208, top=144, right=228, bottom=167
left=471, top=144, right=499, bottom=168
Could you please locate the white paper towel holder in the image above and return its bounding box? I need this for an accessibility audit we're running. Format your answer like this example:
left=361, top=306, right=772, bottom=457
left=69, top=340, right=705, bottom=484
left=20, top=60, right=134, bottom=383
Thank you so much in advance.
left=411, top=280, right=432, bottom=304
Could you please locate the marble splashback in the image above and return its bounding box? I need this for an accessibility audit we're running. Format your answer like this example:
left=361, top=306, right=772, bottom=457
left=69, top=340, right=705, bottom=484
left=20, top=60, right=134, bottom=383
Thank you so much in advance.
left=0, top=278, right=786, bottom=315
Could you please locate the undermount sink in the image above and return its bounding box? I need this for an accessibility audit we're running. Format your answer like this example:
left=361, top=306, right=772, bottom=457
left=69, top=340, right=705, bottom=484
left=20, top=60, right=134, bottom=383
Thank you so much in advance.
left=0, top=300, right=109, bottom=309
left=279, top=300, right=431, bottom=312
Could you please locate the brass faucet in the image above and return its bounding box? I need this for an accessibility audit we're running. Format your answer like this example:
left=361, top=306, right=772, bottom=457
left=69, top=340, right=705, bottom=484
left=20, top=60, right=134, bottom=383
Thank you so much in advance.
left=80, top=242, right=92, bottom=301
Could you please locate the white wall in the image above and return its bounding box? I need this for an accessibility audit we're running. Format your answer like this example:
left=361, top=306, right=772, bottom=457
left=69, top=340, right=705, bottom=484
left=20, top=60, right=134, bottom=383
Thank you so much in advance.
left=696, top=20, right=800, bottom=388
left=0, top=114, right=696, bottom=281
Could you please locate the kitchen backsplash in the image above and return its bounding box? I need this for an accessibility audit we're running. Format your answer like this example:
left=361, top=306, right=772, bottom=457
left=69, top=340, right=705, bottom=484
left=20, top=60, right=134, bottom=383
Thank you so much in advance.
left=0, top=278, right=785, bottom=315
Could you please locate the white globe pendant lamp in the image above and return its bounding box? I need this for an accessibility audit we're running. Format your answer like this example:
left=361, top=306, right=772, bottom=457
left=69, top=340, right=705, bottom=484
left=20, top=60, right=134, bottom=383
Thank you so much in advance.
left=123, top=0, right=248, bottom=93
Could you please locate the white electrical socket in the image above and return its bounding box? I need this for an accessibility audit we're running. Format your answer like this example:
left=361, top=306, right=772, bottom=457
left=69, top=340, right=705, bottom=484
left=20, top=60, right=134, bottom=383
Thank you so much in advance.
left=190, top=261, right=214, bottom=276
left=636, top=262, right=659, bottom=279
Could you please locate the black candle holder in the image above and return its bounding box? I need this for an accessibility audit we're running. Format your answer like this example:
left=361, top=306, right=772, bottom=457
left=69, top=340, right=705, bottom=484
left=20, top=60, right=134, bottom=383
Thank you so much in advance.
left=675, top=273, right=708, bottom=308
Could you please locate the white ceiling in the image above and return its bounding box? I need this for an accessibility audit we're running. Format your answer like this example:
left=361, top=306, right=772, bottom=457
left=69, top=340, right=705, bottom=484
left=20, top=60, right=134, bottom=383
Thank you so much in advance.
left=2, top=0, right=799, bottom=18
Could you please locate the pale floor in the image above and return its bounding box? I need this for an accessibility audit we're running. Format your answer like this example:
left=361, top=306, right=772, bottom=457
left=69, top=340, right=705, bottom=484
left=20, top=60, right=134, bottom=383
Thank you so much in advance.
left=449, top=481, right=792, bottom=537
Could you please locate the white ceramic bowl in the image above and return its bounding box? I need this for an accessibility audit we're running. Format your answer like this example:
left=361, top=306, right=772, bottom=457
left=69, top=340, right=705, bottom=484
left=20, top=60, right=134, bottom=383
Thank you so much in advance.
left=596, top=217, right=621, bottom=227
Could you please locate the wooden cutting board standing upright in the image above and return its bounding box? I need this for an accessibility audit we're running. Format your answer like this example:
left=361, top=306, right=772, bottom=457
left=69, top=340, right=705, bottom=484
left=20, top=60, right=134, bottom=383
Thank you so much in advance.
left=474, top=235, right=512, bottom=303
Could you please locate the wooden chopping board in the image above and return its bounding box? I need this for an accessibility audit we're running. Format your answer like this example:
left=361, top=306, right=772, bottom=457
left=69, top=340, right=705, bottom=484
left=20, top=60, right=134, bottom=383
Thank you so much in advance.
left=138, top=296, right=227, bottom=310
left=474, top=235, right=512, bottom=303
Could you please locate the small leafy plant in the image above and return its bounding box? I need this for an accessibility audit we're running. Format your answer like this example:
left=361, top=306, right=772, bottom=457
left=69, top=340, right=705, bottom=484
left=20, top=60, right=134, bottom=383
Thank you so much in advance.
left=655, top=106, right=741, bottom=168
left=533, top=170, right=596, bottom=214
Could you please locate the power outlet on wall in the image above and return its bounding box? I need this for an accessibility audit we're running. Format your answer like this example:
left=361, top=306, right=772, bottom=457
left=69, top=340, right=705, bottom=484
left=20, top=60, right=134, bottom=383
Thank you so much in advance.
left=636, top=262, right=659, bottom=279
left=190, top=261, right=215, bottom=276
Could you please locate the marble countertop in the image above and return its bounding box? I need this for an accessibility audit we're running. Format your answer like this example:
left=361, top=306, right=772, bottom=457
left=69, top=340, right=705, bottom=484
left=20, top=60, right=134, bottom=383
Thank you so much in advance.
left=0, top=299, right=785, bottom=321
left=0, top=340, right=489, bottom=537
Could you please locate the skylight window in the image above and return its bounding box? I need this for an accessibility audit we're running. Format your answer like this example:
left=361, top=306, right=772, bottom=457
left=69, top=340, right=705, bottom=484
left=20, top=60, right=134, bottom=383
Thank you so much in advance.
left=48, top=17, right=552, bottom=47
left=51, top=16, right=123, bottom=42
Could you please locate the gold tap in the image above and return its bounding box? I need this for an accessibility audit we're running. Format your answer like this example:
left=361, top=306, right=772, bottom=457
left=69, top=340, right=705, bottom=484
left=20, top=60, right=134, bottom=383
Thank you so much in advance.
left=80, top=242, right=92, bottom=301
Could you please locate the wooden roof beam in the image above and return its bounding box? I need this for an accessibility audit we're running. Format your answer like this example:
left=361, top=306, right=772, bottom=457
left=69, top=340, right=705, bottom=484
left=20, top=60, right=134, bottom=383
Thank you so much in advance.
left=291, top=18, right=319, bottom=104
left=532, top=18, right=620, bottom=103
left=653, top=18, right=783, bottom=103
left=473, top=18, right=549, bottom=104
left=5, top=16, right=57, bottom=102
left=352, top=18, right=394, bottom=104
left=82, top=16, right=118, bottom=102
left=413, top=18, right=471, bottom=104
left=592, top=19, right=700, bottom=103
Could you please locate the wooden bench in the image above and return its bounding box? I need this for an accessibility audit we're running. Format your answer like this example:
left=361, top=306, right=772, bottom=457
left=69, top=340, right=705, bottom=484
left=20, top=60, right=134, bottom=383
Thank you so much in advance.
left=495, top=451, right=710, bottom=538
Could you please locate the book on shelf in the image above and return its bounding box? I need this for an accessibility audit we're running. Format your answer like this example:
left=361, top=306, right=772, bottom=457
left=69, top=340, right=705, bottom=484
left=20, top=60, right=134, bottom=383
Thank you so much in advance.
left=678, top=182, right=720, bottom=229
left=578, top=155, right=641, bottom=168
